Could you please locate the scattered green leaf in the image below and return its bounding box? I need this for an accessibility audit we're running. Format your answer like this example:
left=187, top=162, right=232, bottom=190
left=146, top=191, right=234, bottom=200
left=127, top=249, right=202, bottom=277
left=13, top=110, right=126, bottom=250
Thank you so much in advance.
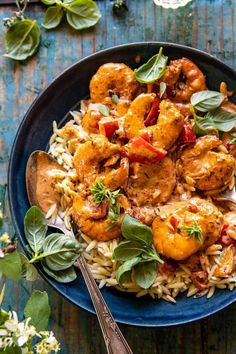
left=65, top=0, right=101, bottom=30
left=134, top=260, right=157, bottom=289
left=4, top=19, right=40, bottom=61
left=42, top=261, right=77, bottom=283
left=116, top=257, right=141, bottom=286
left=98, top=104, right=110, bottom=117
left=24, top=206, right=47, bottom=255
left=0, top=251, right=22, bottom=280
left=24, top=290, right=50, bottom=331
left=134, top=47, right=168, bottom=84
left=113, top=240, right=144, bottom=261
left=42, top=5, right=64, bottom=29
left=191, top=90, right=224, bottom=112
left=121, top=214, right=153, bottom=245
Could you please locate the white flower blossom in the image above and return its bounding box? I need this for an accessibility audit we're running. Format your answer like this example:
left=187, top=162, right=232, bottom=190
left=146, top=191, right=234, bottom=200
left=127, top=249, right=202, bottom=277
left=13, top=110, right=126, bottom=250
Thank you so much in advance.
left=0, top=310, right=60, bottom=353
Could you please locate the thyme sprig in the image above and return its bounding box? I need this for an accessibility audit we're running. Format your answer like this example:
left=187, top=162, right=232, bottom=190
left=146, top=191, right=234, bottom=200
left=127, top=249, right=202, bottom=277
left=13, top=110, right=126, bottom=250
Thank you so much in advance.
left=178, top=222, right=203, bottom=243
left=88, top=180, right=122, bottom=228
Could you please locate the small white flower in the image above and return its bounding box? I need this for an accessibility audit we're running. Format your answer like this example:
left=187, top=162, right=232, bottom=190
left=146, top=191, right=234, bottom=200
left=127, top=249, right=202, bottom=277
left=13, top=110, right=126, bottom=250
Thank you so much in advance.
left=0, top=329, right=8, bottom=336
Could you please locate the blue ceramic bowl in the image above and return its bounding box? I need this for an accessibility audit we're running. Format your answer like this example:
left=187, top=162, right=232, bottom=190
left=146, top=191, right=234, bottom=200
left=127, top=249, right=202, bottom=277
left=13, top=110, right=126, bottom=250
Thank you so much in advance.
left=8, top=42, right=236, bottom=327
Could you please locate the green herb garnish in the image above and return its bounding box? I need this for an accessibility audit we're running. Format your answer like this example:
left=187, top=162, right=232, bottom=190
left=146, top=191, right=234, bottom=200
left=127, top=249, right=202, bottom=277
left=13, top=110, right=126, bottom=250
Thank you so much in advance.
left=111, top=94, right=119, bottom=104
left=89, top=180, right=122, bottom=228
left=88, top=180, right=121, bottom=205
left=113, top=215, right=163, bottom=289
left=178, top=222, right=203, bottom=244
left=24, top=206, right=81, bottom=283
left=191, top=90, right=224, bottom=112
left=99, top=104, right=110, bottom=117
left=134, top=47, right=168, bottom=84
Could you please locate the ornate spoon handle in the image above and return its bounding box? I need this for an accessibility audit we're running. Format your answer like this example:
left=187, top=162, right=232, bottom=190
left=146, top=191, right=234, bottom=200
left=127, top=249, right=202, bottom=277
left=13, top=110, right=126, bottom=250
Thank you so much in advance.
left=76, top=255, right=133, bottom=354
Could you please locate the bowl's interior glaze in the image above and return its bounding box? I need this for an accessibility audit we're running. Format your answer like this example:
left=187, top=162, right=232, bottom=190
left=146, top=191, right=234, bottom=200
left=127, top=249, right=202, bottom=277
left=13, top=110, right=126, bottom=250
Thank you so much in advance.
left=8, top=42, right=236, bottom=327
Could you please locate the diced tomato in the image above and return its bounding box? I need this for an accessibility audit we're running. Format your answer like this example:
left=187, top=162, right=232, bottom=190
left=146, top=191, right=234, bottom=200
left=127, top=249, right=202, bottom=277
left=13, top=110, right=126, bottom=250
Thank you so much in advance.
left=122, top=136, right=167, bottom=164
left=166, top=85, right=175, bottom=98
left=170, top=215, right=179, bottom=229
left=99, top=120, right=119, bottom=139
left=188, top=204, right=198, bottom=213
left=179, top=125, right=196, bottom=143
left=218, top=224, right=236, bottom=247
left=145, top=97, right=160, bottom=126
left=191, top=271, right=208, bottom=291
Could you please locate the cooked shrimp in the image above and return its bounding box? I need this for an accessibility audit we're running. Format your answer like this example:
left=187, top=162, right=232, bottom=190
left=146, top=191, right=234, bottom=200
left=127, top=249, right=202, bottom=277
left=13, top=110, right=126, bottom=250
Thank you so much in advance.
left=73, top=135, right=129, bottom=190
left=178, top=135, right=235, bottom=191
left=214, top=246, right=235, bottom=277
left=123, top=93, right=156, bottom=139
left=81, top=103, right=104, bottom=133
left=150, top=100, right=184, bottom=149
left=90, top=63, right=139, bottom=104
left=162, top=58, right=207, bottom=102
left=123, top=94, right=184, bottom=149
left=74, top=135, right=119, bottom=184
left=126, top=156, right=176, bottom=207
left=152, top=198, right=223, bottom=261
left=71, top=193, right=122, bottom=241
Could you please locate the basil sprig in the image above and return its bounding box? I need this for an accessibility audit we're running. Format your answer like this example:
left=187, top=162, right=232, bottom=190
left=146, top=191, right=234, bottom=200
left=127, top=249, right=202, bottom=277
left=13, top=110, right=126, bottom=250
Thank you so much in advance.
left=24, top=206, right=81, bottom=283
left=3, top=0, right=101, bottom=61
left=191, top=90, right=224, bottom=112
left=134, top=47, right=168, bottom=84
left=191, top=90, right=236, bottom=135
left=113, top=215, right=163, bottom=289
left=42, top=0, right=101, bottom=30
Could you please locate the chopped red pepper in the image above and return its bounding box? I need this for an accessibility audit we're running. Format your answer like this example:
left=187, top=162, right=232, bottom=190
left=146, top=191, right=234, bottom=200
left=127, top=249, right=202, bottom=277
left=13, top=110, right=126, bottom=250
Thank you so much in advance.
left=170, top=215, right=179, bottom=229
left=139, top=131, right=152, bottom=143
left=99, top=120, right=119, bottom=139
left=179, top=125, right=196, bottom=144
left=144, top=96, right=160, bottom=127
left=122, top=136, right=167, bottom=164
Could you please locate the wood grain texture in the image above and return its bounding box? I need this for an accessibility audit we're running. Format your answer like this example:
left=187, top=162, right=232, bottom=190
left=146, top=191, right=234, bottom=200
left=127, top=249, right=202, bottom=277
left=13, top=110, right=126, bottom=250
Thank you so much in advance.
left=1, top=1, right=236, bottom=353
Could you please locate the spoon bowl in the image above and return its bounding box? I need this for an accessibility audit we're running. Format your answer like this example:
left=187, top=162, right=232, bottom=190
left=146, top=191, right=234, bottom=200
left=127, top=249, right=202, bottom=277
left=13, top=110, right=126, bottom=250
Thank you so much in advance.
left=25, top=150, right=133, bottom=354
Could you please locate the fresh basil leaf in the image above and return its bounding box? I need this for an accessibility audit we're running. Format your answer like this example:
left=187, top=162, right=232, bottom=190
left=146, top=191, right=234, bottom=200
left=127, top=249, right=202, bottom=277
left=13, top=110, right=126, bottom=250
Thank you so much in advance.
left=134, top=260, right=157, bottom=289
left=99, top=104, right=110, bottom=117
left=0, top=251, right=22, bottom=280
left=24, top=290, right=50, bottom=331
left=42, top=5, right=64, bottom=29
left=111, top=94, right=119, bottom=104
left=196, top=108, right=236, bottom=133
left=191, top=90, right=224, bottom=112
left=191, top=105, right=218, bottom=137
left=159, top=82, right=166, bottom=98
left=24, top=206, right=47, bottom=254
left=20, top=254, right=39, bottom=281
left=4, top=19, right=40, bottom=61
left=42, top=261, right=77, bottom=283
left=116, top=257, right=141, bottom=286
left=5, top=347, right=22, bottom=354
left=134, top=47, right=168, bottom=84
left=141, top=245, right=163, bottom=264
left=112, top=240, right=144, bottom=261
left=65, top=0, right=101, bottom=30
left=121, top=214, right=153, bottom=245
left=43, top=233, right=81, bottom=271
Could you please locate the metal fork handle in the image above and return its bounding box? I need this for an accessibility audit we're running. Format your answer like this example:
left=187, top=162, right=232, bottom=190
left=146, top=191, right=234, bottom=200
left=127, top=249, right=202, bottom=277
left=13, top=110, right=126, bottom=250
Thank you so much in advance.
left=76, top=255, right=133, bottom=354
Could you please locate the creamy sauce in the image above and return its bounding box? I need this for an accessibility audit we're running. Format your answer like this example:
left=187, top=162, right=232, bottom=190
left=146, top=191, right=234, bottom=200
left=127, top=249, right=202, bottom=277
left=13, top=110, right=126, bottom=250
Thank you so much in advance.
left=35, top=153, right=63, bottom=213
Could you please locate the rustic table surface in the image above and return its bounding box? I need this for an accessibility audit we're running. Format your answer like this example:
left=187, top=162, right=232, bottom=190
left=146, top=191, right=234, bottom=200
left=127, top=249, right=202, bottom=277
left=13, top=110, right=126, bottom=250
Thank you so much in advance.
left=1, top=0, right=236, bottom=353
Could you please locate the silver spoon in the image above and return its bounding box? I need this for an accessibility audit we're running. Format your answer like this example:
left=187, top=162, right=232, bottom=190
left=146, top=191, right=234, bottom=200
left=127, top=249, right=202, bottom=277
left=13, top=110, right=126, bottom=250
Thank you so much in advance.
left=26, top=150, right=133, bottom=354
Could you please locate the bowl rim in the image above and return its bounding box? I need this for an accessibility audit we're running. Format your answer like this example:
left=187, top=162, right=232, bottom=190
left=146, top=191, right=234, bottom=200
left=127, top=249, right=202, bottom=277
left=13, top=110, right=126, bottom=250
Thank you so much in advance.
left=8, top=41, right=236, bottom=327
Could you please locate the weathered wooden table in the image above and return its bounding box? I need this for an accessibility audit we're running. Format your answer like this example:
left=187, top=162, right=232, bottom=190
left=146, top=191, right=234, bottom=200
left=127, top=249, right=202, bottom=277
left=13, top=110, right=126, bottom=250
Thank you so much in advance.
left=1, top=0, right=236, bottom=353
